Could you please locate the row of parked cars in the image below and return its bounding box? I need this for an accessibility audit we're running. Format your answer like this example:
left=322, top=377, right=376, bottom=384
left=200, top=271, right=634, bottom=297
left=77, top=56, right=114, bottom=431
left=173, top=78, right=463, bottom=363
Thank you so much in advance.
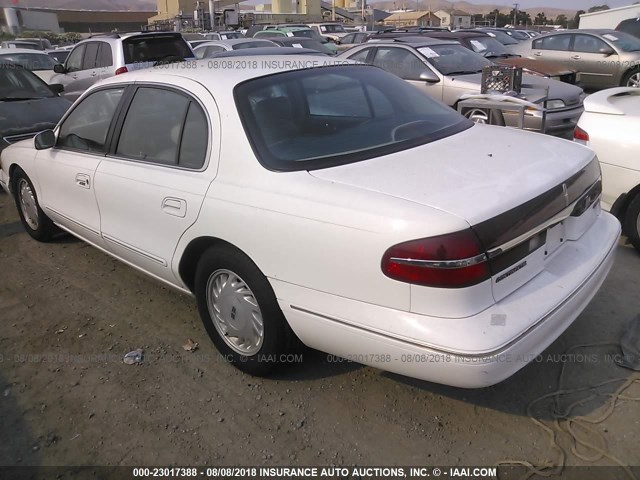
left=0, top=25, right=638, bottom=388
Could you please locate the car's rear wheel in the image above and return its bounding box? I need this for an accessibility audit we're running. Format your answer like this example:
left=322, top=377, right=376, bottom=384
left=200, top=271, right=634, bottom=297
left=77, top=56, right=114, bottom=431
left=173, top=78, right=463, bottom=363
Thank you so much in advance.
left=624, top=193, right=640, bottom=253
left=194, top=245, right=296, bottom=376
left=12, top=169, right=56, bottom=242
left=461, top=107, right=505, bottom=126
left=621, top=68, right=640, bottom=88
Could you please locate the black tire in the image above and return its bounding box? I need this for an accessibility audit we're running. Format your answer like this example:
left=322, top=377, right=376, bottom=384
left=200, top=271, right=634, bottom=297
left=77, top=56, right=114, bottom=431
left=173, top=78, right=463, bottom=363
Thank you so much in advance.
left=624, top=193, right=640, bottom=253
left=620, top=67, right=640, bottom=88
left=461, top=107, right=506, bottom=126
left=12, top=168, right=56, bottom=242
left=194, top=245, right=296, bottom=376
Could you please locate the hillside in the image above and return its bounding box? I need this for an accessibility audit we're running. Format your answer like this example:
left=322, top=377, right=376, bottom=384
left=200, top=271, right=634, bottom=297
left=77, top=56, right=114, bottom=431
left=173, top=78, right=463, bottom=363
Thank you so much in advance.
left=0, top=0, right=157, bottom=11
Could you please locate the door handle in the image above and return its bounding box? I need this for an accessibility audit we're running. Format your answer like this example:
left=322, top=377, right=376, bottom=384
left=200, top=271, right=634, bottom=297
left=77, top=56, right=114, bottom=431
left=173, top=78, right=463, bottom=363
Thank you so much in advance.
left=534, top=52, right=543, bottom=57
left=571, top=55, right=581, bottom=60
left=75, top=173, right=90, bottom=189
left=162, top=197, right=187, bottom=218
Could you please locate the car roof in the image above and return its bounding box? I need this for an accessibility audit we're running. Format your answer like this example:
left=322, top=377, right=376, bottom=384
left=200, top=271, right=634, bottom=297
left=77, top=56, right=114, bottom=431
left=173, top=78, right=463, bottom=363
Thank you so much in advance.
left=96, top=55, right=354, bottom=94
left=198, top=38, right=274, bottom=47
left=420, top=31, right=491, bottom=39
left=0, top=48, right=50, bottom=55
left=213, top=47, right=327, bottom=57
left=367, top=37, right=461, bottom=47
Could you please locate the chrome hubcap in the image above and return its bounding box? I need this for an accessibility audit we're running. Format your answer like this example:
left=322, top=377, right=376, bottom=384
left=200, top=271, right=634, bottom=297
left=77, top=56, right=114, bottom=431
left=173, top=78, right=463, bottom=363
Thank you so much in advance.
left=18, top=179, right=39, bottom=230
left=465, top=109, right=490, bottom=124
left=627, top=73, right=640, bottom=88
left=206, top=269, right=264, bottom=356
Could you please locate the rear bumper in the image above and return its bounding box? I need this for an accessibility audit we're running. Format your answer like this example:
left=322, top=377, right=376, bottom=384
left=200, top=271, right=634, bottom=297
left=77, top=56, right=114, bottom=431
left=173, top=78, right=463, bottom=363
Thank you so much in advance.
left=274, top=212, right=621, bottom=388
left=504, top=105, right=583, bottom=139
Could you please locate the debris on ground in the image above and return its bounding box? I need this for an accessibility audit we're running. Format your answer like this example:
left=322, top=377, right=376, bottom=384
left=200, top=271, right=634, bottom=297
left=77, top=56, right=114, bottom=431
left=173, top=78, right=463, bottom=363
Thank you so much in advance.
left=182, top=339, right=199, bottom=352
left=123, top=349, right=144, bottom=365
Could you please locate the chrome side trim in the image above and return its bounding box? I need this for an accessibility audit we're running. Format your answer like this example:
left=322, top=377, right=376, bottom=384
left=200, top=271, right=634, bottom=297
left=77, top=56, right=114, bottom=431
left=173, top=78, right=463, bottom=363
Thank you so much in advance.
left=45, top=207, right=100, bottom=236
left=102, top=234, right=168, bottom=267
left=389, top=253, right=487, bottom=269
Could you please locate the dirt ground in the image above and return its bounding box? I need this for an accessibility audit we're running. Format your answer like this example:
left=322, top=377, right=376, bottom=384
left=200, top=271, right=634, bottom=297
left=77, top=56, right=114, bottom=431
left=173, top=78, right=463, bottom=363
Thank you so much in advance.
left=1, top=189, right=639, bottom=476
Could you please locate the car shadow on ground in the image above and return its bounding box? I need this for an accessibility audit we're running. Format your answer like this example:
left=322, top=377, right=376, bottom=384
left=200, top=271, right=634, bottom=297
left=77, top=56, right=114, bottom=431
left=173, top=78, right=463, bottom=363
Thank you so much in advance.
left=0, top=374, right=40, bottom=466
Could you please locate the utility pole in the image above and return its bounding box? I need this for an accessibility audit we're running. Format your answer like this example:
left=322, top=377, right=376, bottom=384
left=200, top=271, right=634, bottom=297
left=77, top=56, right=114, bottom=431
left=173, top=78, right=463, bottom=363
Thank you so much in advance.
left=513, top=2, right=519, bottom=27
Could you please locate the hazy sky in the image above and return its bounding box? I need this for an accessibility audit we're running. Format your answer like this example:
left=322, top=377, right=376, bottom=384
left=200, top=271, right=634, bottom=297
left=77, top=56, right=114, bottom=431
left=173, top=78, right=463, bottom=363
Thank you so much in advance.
left=458, top=0, right=629, bottom=8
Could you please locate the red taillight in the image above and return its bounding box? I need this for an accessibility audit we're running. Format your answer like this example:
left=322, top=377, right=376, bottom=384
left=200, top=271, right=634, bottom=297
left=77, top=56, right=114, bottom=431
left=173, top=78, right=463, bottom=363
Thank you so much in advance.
left=574, top=125, right=589, bottom=142
left=115, top=66, right=128, bottom=75
left=381, top=230, right=490, bottom=288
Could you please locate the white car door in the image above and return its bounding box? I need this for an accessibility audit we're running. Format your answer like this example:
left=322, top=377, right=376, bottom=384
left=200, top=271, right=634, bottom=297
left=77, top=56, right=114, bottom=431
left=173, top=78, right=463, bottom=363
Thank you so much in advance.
left=36, top=87, right=126, bottom=247
left=94, top=81, right=220, bottom=283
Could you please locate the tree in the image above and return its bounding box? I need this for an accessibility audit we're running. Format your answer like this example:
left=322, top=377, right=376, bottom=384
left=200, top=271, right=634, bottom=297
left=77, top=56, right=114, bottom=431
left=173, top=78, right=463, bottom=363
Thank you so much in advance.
left=588, top=5, right=610, bottom=13
left=535, top=12, right=547, bottom=25
left=509, top=8, right=531, bottom=26
left=555, top=14, right=568, bottom=28
left=572, top=9, right=585, bottom=28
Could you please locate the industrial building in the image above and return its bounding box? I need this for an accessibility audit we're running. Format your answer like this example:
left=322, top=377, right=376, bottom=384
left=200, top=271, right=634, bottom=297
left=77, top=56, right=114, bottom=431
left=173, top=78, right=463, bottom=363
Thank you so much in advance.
left=579, top=4, right=640, bottom=29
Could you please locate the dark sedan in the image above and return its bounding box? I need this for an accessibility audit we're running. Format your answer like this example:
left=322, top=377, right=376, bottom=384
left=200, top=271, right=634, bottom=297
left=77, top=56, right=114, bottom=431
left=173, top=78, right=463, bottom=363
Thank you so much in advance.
left=0, top=62, right=71, bottom=152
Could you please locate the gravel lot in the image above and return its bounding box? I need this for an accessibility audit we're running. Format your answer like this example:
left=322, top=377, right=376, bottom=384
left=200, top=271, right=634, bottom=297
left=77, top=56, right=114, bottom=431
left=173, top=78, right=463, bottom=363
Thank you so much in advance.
left=1, top=189, right=639, bottom=475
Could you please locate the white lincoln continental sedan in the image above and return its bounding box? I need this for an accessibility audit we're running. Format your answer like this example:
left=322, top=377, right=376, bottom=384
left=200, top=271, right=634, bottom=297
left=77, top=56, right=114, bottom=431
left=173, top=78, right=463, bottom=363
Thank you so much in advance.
left=0, top=57, right=621, bottom=388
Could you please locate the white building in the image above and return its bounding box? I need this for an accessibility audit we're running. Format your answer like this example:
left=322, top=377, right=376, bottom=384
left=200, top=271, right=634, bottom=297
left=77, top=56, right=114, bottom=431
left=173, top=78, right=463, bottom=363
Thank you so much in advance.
left=435, top=9, right=471, bottom=29
left=579, top=4, right=640, bottom=29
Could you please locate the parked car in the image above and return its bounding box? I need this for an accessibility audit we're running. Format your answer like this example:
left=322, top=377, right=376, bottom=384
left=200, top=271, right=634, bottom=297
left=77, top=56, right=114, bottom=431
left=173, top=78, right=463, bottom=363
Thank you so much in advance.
left=497, top=28, right=530, bottom=41
left=212, top=47, right=327, bottom=57
left=340, top=38, right=585, bottom=137
left=307, top=23, right=349, bottom=43
left=335, top=31, right=370, bottom=51
left=418, top=31, right=576, bottom=83
left=254, top=27, right=337, bottom=52
left=459, top=28, right=520, bottom=47
left=193, top=39, right=277, bottom=59
left=0, top=61, right=70, bottom=152
left=616, top=17, right=640, bottom=39
left=0, top=56, right=619, bottom=388
left=245, top=24, right=308, bottom=38
left=511, top=29, right=640, bottom=89
left=15, top=38, right=53, bottom=50
left=517, top=30, right=540, bottom=39
left=0, top=49, right=59, bottom=83
left=188, top=39, right=211, bottom=50
left=267, top=37, right=337, bottom=55
left=48, top=49, right=70, bottom=65
left=574, top=87, right=640, bottom=252
left=50, top=32, right=194, bottom=101
left=204, top=31, right=244, bottom=41
left=1, top=40, right=42, bottom=50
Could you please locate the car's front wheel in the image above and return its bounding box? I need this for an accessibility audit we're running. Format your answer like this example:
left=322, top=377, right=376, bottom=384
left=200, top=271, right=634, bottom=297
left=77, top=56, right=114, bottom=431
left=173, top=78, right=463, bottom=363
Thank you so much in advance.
left=621, top=68, right=640, bottom=88
left=12, top=169, right=56, bottom=242
left=194, top=245, right=297, bottom=376
left=461, top=107, right=505, bottom=126
left=624, top=193, right=640, bottom=253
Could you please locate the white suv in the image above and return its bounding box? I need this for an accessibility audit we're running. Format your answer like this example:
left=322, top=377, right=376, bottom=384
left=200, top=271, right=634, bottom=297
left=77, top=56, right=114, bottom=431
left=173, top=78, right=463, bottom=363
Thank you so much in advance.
left=50, top=32, right=194, bottom=101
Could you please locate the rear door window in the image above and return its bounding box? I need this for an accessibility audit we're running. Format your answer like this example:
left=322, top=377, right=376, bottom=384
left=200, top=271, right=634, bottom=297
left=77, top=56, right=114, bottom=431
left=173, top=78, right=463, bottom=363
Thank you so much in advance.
left=372, top=47, right=428, bottom=81
left=97, top=43, right=113, bottom=67
left=572, top=34, right=610, bottom=53
left=116, top=87, right=208, bottom=169
left=82, top=42, right=100, bottom=70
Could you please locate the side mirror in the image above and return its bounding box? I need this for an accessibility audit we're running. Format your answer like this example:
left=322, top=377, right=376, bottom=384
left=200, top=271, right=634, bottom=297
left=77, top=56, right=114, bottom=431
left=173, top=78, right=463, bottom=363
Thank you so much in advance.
left=53, top=64, right=66, bottom=74
left=49, top=83, right=64, bottom=95
left=419, top=70, right=440, bottom=83
left=599, top=47, right=615, bottom=56
left=34, top=130, right=56, bottom=150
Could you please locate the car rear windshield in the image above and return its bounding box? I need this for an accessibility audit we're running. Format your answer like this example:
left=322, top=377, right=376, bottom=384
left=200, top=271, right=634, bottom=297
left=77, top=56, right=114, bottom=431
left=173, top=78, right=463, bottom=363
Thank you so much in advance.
left=466, top=37, right=512, bottom=57
left=418, top=44, right=493, bottom=75
left=484, top=30, right=519, bottom=45
left=232, top=40, right=275, bottom=50
left=0, top=53, right=56, bottom=70
left=0, top=64, right=54, bottom=100
left=123, top=35, right=193, bottom=64
left=290, top=30, right=315, bottom=38
left=234, top=65, right=471, bottom=171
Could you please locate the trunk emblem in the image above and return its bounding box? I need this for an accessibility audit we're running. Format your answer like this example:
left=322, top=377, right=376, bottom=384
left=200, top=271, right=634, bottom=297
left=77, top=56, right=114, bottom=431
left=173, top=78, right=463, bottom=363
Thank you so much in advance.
left=562, top=183, right=569, bottom=207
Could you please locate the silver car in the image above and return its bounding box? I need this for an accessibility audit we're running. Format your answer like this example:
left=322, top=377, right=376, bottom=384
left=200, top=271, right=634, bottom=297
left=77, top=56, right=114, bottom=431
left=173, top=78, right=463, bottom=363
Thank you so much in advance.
left=510, top=29, right=640, bottom=89
left=340, top=38, right=585, bottom=138
left=50, top=32, right=194, bottom=101
left=193, top=39, right=278, bottom=59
